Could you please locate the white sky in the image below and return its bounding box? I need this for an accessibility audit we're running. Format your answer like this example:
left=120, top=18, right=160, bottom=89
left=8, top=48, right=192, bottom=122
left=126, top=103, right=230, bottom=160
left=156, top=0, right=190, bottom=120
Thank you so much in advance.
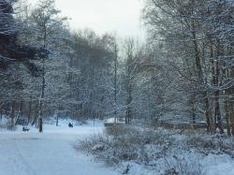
left=32, top=0, right=145, bottom=38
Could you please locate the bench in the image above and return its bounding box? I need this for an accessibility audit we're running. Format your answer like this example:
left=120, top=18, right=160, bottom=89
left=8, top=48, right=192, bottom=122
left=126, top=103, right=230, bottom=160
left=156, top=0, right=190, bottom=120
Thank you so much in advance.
left=22, top=126, right=30, bottom=132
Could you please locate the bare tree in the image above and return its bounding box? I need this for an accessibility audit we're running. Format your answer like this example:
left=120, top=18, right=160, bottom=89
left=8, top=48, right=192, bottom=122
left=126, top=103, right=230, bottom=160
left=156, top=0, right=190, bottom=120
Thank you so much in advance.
left=143, top=0, right=234, bottom=134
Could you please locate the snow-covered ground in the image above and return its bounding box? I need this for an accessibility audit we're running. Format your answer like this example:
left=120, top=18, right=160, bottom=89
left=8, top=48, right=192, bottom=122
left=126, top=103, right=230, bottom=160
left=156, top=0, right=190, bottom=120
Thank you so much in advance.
left=0, top=119, right=119, bottom=175
left=0, top=119, right=234, bottom=175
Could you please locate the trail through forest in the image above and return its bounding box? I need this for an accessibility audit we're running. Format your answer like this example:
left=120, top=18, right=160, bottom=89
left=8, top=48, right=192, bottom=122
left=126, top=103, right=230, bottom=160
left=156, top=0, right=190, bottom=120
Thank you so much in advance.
left=0, top=122, right=119, bottom=175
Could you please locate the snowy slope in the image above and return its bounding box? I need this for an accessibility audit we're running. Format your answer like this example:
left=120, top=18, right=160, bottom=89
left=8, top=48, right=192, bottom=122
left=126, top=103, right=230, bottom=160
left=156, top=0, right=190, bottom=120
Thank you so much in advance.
left=0, top=120, right=119, bottom=175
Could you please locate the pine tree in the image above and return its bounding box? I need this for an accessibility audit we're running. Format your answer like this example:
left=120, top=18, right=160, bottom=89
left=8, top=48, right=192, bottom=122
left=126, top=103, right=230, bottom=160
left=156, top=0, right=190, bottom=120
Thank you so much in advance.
left=0, top=0, right=40, bottom=75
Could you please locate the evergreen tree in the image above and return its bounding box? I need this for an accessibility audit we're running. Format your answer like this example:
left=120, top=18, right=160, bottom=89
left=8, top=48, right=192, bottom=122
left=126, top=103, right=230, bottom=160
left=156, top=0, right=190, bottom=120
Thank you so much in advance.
left=0, top=0, right=40, bottom=75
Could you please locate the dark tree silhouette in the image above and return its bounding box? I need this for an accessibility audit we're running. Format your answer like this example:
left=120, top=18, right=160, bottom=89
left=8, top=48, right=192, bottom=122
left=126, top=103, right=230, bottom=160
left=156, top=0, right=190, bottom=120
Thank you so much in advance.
left=0, top=0, right=47, bottom=76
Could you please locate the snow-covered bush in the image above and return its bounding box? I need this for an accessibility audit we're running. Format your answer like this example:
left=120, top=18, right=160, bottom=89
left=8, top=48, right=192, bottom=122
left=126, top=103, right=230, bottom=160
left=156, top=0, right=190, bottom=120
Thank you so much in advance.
left=76, top=126, right=203, bottom=174
left=187, top=134, right=234, bottom=156
left=161, top=150, right=203, bottom=175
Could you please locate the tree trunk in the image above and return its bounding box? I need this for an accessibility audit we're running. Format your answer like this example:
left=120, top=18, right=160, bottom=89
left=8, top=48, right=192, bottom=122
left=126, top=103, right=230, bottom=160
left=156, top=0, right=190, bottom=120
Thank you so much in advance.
left=38, top=56, right=45, bottom=132
left=205, top=94, right=212, bottom=133
left=31, top=100, right=39, bottom=126
left=38, top=117, right=43, bottom=132
left=10, top=100, right=15, bottom=129
left=0, top=101, right=3, bottom=120
left=125, top=83, right=132, bottom=124
left=231, top=102, right=234, bottom=136
left=114, top=42, right=118, bottom=123
left=28, top=96, right=32, bottom=124
left=230, top=69, right=234, bottom=136
left=56, top=115, right=59, bottom=126
left=124, top=38, right=135, bottom=125
left=214, top=41, right=224, bottom=133
left=214, top=93, right=224, bottom=133
left=191, top=20, right=203, bottom=83
left=225, top=100, right=231, bottom=136
left=55, top=109, right=59, bottom=126
left=191, top=100, right=196, bottom=124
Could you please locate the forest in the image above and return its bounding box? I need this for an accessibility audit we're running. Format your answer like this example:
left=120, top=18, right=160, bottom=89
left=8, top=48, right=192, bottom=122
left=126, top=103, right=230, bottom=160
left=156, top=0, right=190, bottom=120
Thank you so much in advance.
left=0, top=0, right=233, bottom=134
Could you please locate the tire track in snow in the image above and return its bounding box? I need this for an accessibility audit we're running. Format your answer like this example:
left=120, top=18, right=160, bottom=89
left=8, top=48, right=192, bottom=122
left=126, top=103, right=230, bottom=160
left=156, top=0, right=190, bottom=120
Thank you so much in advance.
left=0, top=135, right=36, bottom=175
left=14, top=138, right=37, bottom=175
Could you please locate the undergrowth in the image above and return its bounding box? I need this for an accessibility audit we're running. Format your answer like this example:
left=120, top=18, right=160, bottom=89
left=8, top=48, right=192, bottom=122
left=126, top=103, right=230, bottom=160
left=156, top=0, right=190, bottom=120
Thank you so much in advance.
left=75, top=125, right=215, bottom=174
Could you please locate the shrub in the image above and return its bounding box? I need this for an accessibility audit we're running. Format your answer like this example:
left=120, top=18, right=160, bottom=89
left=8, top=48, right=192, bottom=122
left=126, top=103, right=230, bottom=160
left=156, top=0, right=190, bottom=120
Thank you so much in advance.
left=187, top=134, right=234, bottom=156
left=76, top=126, right=175, bottom=166
left=76, top=126, right=204, bottom=174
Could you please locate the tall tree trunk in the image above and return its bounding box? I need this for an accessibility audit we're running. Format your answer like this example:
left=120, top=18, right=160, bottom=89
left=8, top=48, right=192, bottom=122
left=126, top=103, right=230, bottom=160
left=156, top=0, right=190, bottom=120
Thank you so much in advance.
left=10, top=100, right=15, bottom=129
left=28, top=95, right=32, bottom=124
left=205, top=92, right=214, bottom=133
left=230, top=69, right=234, bottom=136
left=190, top=100, right=196, bottom=124
left=191, top=20, right=203, bottom=83
left=214, top=41, right=224, bottom=133
left=205, top=44, right=215, bottom=133
left=114, top=42, right=118, bottom=123
left=191, top=20, right=215, bottom=133
left=19, top=100, right=23, bottom=118
left=31, top=99, right=39, bottom=126
left=225, top=99, right=231, bottom=136
left=126, top=80, right=133, bottom=124
left=231, top=105, right=234, bottom=136
left=124, top=39, right=134, bottom=125
left=38, top=56, right=45, bottom=132
left=0, top=101, right=3, bottom=120
left=15, top=100, right=24, bottom=125
left=38, top=117, right=43, bottom=132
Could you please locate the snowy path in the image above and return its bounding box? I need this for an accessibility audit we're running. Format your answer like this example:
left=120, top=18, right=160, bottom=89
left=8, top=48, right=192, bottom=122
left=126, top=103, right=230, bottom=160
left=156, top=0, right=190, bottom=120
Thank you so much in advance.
left=0, top=123, right=119, bottom=175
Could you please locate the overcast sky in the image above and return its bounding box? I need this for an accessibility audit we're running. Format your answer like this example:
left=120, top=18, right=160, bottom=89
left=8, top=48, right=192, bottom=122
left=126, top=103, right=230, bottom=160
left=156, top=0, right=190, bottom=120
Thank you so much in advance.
left=32, top=0, right=145, bottom=38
